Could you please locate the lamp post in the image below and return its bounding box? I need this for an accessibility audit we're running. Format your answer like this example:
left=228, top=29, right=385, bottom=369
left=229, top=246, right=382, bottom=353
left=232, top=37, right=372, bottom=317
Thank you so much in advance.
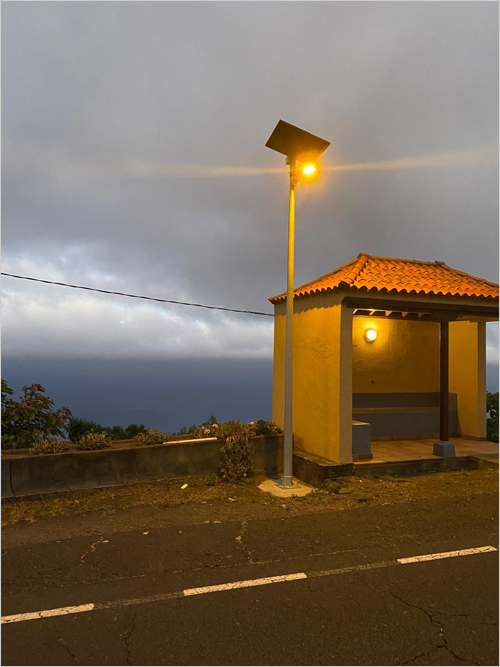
left=266, top=121, right=330, bottom=487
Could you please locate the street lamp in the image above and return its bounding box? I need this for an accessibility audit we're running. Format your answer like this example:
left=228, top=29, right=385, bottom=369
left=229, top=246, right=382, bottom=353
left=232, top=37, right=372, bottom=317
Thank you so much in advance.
left=266, top=120, right=330, bottom=488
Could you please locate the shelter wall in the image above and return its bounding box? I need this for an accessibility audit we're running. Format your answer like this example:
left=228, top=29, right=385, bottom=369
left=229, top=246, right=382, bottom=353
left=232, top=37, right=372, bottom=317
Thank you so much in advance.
left=352, top=318, right=440, bottom=393
left=272, top=291, right=352, bottom=463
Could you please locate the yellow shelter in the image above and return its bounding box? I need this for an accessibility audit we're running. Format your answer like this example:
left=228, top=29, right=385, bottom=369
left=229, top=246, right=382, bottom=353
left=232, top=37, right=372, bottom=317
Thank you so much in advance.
left=269, top=253, right=499, bottom=464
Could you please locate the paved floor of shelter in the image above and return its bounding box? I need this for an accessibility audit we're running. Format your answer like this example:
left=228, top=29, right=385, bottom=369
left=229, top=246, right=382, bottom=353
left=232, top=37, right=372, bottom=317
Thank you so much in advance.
left=357, top=438, right=499, bottom=465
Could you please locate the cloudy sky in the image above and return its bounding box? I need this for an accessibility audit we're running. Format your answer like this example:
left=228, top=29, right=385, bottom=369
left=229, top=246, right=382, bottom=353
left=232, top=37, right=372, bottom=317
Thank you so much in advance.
left=2, top=2, right=498, bottom=432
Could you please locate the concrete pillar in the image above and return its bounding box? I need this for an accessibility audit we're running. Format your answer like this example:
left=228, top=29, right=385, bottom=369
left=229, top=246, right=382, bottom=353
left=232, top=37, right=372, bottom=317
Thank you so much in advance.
left=272, top=294, right=353, bottom=463
left=336, top=303, right=354, bottom=463
left=449, top=321, right=487, bottom=440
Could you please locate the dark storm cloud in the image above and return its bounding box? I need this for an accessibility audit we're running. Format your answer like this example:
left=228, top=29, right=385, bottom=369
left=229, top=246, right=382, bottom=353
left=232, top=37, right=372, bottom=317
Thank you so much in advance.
left=2, top=2, right=498, bottom=409
left=1, top=357, right=274, bottom=433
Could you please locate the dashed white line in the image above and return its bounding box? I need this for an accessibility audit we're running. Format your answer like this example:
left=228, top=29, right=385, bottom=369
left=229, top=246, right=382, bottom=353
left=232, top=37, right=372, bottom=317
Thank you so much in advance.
left=1, top=603, right=95, bottom=625
left=183, top=572, right=307, bottom=596
left=397, top=545, right=497, bottom=564
left=2, top=545, right=497, bottom=625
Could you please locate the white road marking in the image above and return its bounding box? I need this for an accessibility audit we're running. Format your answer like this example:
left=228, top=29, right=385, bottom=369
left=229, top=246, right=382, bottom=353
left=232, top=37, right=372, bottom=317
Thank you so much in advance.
left=1, top=603, right=95, bottom=625
left=397, top=545, right=497, bottom=564
left=2, top=545, right=497, bottom=625
left=308, top=560, right=393, bottom=578
left=183, top=572, right=307, bottom=596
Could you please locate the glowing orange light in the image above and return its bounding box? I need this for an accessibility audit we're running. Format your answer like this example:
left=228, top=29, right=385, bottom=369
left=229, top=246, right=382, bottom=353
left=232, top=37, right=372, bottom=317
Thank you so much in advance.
left=302, top=164, right=316, bottom=175
left=365, top=329, right=377, bottom=342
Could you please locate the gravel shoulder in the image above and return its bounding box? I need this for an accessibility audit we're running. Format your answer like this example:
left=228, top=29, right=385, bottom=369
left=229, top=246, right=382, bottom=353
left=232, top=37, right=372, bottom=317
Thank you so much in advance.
left=2, top=468, right=497, bottom=548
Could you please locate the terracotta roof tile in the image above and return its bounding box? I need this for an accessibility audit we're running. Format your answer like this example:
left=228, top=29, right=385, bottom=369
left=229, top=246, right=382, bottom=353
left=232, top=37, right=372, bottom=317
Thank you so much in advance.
left=269, top=253, right=499, bottom=303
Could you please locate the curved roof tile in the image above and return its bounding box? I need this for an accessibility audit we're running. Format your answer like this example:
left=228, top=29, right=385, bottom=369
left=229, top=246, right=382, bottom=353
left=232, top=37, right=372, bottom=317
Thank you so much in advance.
left=269, top=253, right=499, bottom=303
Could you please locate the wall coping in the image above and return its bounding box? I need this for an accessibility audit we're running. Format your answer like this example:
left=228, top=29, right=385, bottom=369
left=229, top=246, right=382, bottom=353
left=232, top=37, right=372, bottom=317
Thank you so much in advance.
left=1, top=434, right=280, bottom=459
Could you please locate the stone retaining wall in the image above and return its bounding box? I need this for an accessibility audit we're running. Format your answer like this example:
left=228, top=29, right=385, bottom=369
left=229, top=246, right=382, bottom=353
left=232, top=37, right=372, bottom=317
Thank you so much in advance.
left=1, top=435, right=283, bottom=500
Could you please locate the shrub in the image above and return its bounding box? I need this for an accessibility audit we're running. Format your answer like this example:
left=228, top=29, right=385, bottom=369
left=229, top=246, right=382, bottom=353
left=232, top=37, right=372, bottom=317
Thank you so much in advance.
left=487, top=391, right=499, bottom=443
left=191, top=417, right=282, bottom=440
left=204, top=472, right=218, bottom=486
left=77, top=430, right=112, bottom=450
left=124, top=423, right=147, bottom=439
left=218, top=420, right=254, bottom=484
left=104, top=425, right=126, bottom=440
left=135, top=428, right=166, bottom=446
left=249, top=419, right=283, bottom=436
left=1, top=380, right=72, bottom=449
left=31, top=439, right=70, bottom=455
left=177, top=424, right=197, bottom=435
left=68, top=420, right=148, bottom=442
left=67, top=417, right=104, bottom=443
left=192, top=415, right=220, bottom=439
left=192, top=423, right=219, bottom=439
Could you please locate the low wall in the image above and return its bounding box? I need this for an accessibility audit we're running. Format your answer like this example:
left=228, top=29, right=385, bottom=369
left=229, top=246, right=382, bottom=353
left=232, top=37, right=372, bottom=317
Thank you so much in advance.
left=352, top=392, right=459, bottom=439
left=293, top=450, right=483, bottom=486
left=1, top=435, right=283, bottom=500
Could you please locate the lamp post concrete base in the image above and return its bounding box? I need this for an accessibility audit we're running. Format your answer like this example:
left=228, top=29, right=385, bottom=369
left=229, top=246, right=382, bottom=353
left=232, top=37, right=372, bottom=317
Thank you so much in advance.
left=258, top=476, right=313, bottom=498
left=433, top=441, right=456, bottom=458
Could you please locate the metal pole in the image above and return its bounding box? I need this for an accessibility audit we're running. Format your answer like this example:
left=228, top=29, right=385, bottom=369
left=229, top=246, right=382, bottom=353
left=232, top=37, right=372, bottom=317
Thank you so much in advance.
left=439, top=319, right=449, bottom=442
left=283, top=157, right=296, bottom=488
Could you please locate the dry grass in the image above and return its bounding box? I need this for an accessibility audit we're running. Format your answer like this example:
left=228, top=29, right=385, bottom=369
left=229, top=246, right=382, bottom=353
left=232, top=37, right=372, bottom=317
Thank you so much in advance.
left=2, top=468, right=497, bottom=527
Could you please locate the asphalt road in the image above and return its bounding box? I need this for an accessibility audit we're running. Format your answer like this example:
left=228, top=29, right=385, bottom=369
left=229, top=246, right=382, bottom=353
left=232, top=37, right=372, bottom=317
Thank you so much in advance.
left=2, top=491, right=498, bottom=666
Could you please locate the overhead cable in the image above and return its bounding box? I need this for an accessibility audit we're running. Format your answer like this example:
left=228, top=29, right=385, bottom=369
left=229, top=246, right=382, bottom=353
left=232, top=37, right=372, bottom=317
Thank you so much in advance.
left=1, top=273, right=274, bottom=318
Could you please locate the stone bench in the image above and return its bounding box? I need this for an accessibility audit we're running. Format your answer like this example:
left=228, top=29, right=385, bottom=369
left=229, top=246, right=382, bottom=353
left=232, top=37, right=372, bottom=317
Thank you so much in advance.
left=352, top=392, right=459, bottom=440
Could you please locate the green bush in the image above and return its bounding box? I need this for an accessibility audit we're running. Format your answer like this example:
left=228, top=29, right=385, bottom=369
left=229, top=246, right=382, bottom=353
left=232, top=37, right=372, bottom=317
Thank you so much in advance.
left=1, top=380, right=72, bottom=449
left=218, top=420, right=254, bottom=484
left=67, top=417, right=104, bottom=443
left=192, top=415, right=220, bottom=439
left=68, top=420, right=148, bottom=442
left=190, top=417, right=282, bottom=440
left=31, top=439, right=70, bottom=455
left=105, top=424, right=126, bottom=440
left=135, top=428, right=166, bottom=446
left=204, top=472, right=219, bottom=486
left=77, top=430, right=112, bottom=451
left=124, top=423, right=147, bottom=439
left=487, top=391, right=499, bottom=443
left=192, top=423, right=220, bottom=439
left=177, top=424, right=197, bottom=435
left=249, top=419, right=282, bottom=436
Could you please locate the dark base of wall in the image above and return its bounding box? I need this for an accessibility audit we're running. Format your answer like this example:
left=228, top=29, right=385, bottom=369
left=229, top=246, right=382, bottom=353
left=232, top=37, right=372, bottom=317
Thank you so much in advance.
left=0, top=476, right=193, bottom=504
left=371, top=433, right=462, bottom=441
left=292, top=451, right=354, bottom=486
left=293, top=451, right=489, bottom=486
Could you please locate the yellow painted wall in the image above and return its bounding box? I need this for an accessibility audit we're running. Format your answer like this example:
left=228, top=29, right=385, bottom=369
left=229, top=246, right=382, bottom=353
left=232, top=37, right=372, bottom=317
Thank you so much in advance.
left=352, top=318, right=440, bottom=393
left=272, top=288, right=493, bottom=462
left=449, top=321, right=487, bottom=439
left=272, top=291, right=352, bottom=463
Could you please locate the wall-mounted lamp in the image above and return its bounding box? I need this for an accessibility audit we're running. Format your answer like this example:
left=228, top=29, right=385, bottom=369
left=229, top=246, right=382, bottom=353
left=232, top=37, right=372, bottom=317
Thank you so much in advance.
left=365, top=329, right=377, bottom=343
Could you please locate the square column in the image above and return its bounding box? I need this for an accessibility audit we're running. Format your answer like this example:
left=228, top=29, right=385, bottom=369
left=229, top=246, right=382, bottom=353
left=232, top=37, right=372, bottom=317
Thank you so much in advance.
left=433, top=319, right=456, bottom=458
left=449, top=321, right=487, bottom=440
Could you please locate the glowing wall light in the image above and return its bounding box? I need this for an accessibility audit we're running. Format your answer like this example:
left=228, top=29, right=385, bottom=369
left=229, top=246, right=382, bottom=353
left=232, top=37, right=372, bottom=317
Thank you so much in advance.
left=365, top=329, right=377, bottom=343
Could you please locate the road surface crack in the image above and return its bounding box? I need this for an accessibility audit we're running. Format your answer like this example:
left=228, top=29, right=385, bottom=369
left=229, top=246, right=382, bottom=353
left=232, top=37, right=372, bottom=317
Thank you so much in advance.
left=57, top=636, right=77, bottom=665
left=390, top=592, right=480, bottom=666
left=80, top=536, right=104, bottom=567
left=121, top=613, right=136, bottom=666
left=235, top=520, right=254, bottom=561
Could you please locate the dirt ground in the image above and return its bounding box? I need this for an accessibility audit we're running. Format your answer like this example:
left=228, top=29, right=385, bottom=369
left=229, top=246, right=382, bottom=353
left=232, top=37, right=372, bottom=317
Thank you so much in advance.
left=2, top=468, right=498, bottom=531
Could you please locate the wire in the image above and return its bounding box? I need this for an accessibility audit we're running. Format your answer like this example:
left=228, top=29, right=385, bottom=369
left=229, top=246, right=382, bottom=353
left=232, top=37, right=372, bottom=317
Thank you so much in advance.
left=1, top=273, right=274, bottom=318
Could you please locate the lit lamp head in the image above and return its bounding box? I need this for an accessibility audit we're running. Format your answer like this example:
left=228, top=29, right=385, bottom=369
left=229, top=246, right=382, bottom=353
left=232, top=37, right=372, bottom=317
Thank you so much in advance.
left=365, top=329, right=377, bottom=343
left=265, top=120, right=330, bottom=171
left=302, top=163, right=317, bottom=176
